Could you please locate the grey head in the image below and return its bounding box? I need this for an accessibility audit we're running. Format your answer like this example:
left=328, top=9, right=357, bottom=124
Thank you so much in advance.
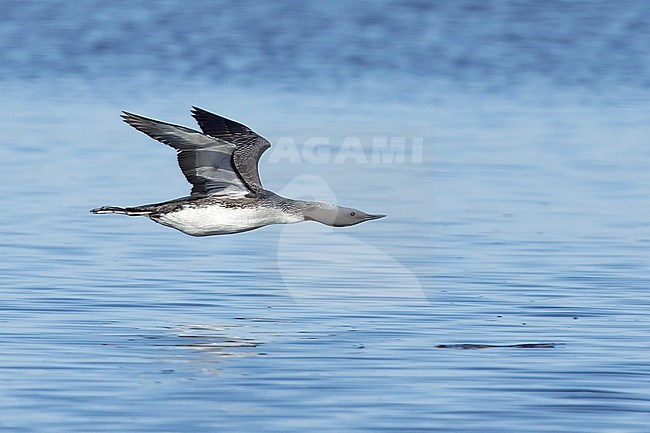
left=301, top=201, right=386, bottom=227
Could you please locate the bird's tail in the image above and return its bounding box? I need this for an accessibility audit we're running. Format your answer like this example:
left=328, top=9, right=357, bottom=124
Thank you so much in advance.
left=90, top=206, right=151, bottom=216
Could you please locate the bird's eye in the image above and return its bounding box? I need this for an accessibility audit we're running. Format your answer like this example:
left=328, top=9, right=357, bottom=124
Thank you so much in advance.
left=350, top=212, right=356, bottom=216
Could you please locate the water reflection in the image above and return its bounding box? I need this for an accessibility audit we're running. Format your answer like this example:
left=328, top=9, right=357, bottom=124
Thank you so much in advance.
left=436, top=343, right=562, bottom=350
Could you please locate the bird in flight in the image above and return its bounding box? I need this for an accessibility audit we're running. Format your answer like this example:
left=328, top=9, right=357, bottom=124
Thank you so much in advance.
left=91, top=107, right=385, bottom=236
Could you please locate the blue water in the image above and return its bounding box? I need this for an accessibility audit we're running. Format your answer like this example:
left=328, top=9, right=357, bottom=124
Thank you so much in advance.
left=2, top=1, right=650, bottom=432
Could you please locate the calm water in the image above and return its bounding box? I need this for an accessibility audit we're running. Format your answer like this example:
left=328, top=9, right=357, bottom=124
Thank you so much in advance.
left=2, top=1, right=650, bottom=432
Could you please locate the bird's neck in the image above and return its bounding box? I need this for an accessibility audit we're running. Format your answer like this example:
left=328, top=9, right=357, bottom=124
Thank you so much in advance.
left=294, top=200, right=339, bottom=225
left=262, top=191, right=339, bottom=225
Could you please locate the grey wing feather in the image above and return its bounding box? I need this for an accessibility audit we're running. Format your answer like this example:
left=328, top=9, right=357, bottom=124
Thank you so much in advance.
left=190, top=107, right=270, bottom=192
left=121, top=112, right=251, bottom=197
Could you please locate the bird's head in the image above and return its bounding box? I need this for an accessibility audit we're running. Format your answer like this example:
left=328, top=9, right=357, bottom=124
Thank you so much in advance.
left=303, top=202, right=385, bottom=227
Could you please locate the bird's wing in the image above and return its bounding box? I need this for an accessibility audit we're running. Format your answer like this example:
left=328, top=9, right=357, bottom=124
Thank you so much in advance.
left=121, top=112, right=252, bottom=197
left=191, top=107, right=271, bottom=192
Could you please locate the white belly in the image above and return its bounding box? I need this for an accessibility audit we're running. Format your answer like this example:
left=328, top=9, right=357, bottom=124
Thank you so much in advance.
left=151, top=204, right=302, bottom=236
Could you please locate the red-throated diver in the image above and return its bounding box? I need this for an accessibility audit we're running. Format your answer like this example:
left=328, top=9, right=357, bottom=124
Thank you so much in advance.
left=91, top=107, right=385, bottom=236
